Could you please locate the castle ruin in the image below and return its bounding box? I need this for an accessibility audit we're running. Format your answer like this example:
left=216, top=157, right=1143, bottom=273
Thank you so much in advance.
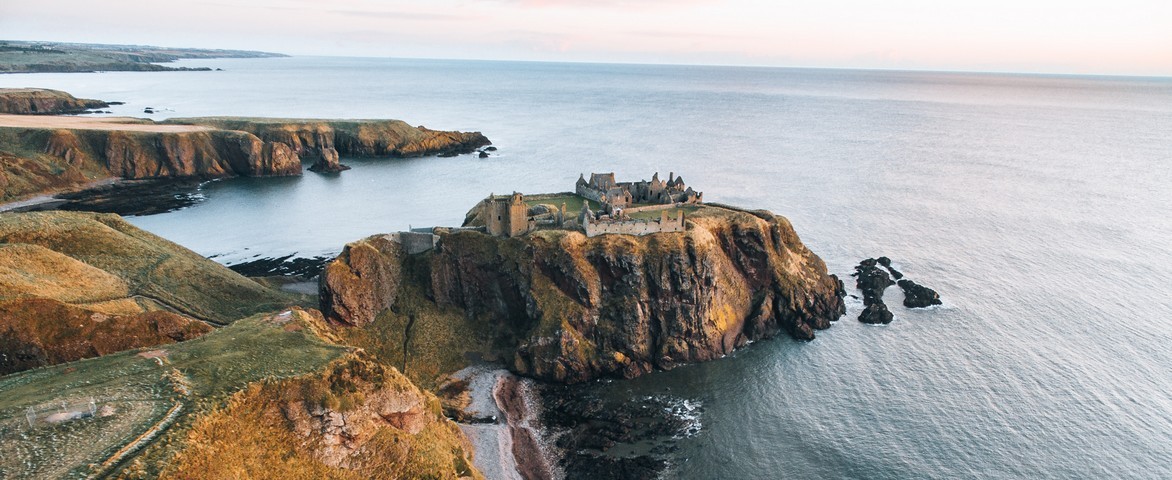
left=483, top=192, right=532, bottom=238
left=475, top=172, right=701, bottom=239
left=576, top=171, right=702, bottom=214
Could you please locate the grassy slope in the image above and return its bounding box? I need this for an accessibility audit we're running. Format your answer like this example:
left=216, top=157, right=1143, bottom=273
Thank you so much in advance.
left=0, top=211, right=300, bottom=325
left=0, top=310, right=349, bottom=479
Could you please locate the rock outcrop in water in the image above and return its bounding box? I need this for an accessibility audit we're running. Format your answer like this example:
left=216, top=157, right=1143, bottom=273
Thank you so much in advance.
left=897, top=279, right=942, bottom=308
left=0, top=88, right=111, bottom=114
left=320, top=204, right=846, bottom=384
left=853, top=257, right=942, bottom=323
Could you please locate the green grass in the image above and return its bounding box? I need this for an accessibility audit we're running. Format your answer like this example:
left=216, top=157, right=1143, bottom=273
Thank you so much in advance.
left=0, top=310, right=348, bottom=479
left=523, top=193, right=601, bottom=212
left=0, top=212, right=300, bottom=324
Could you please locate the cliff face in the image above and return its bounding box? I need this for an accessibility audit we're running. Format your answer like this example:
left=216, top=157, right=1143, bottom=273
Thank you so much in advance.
left=321, top=205, right=846, bottom=384
left=0, top=124, right=300, bottom=202
left=44, top=127, right=301, bottom=179
left=163, top=353, right=482, bottom=479
left=0, top=88, right=109, bottom=115
left=1, top=114, right=490, bottom=203
left=168, top=117, right=492, bottom=172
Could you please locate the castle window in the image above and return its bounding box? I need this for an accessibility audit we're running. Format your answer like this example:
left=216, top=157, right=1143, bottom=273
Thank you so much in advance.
left=498, top=216, right=502, bottom=220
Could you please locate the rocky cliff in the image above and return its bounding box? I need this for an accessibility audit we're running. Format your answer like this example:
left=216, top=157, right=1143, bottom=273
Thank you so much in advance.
left=321, top=204, right=846, bottom=384
left=0, top=123, right=300, bottom=202
left=168, top=117, right=492, bottom=172
left=0, top=88, right=110, bottom=114
left=0, top=115, right=491, bottom=202
left=163, top=353, right=482, bottom=479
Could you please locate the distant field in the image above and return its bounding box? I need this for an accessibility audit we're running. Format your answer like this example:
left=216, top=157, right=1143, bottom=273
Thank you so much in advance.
left=0, top=40, right=284, bottom=73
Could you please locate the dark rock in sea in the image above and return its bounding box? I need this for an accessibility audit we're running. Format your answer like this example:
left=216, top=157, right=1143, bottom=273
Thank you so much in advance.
left=564, top=454, right=666, bottom=480
left=56, top=179, right=205, bottom=216
left=478, top=150, right=489, bottom=158
left=877, top=256, right=891, bottom=267
left=228, top=254, right=333, bottom=278
left=859, top=301, right=894, bottom=324
left=886, top=265, right=904, bottom=280
left=853, top=258, right=894, bottom=304
left=307, top=147, right=351, bottom=173
left=143, top=107, right=155, bottom=114
left=898, top=279, right=942, bottom=308
left=539, top=383, right=695, bottom=479
left=484, top=146, right=497, bottom=151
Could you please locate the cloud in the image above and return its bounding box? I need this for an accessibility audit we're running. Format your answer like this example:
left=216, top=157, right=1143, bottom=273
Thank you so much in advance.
left=493, top=0, right=712, bottom=9
left=326, top=9, right=477, bottom=21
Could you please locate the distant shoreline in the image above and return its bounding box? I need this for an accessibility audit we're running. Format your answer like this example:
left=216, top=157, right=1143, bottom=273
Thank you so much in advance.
left=0, top=40, right=285, bottom=74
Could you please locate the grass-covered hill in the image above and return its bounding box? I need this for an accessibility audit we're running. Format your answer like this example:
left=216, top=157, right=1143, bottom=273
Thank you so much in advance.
left=0, top=211, right=305, bottom=374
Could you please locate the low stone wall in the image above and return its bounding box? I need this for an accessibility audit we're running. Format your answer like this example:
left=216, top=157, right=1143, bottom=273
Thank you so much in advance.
left=583, top=215, right=686, bottom=237
left=620, top=203, right=687, bottom=214
left=384, top=232, right=439, bottom=254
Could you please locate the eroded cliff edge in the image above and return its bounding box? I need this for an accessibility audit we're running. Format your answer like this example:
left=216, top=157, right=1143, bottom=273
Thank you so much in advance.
left=0, top=116, right=490, bottom=203
left=0, top=88, right=111, bottom=115
left=168, top=117, right=491, bottom=172
left=321, top=204, right=846, bottom=384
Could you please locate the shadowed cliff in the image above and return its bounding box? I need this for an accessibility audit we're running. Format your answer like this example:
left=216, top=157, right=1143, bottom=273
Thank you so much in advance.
left=320, top=204, right=846, bottom=384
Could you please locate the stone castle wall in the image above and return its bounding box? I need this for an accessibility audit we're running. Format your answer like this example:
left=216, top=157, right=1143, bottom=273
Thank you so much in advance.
left=583, top=211, right=686, bottom=237
left=385, top=232, right=439, bottom=254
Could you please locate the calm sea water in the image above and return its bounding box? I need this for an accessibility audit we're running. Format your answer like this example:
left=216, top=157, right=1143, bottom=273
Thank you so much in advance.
left=4, top=57, right=1170, bottom=478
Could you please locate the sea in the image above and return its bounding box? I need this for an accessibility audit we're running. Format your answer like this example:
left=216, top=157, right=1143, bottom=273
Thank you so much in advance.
left=2, top=57, right=1169, bottom=479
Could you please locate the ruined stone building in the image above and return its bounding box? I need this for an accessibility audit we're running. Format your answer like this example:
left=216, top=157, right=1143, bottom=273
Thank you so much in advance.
left=576, top=172, right=702, bottom=213
left=579, top=200, right=688, bottom=237
left=483, top=192, right=531, bottom=238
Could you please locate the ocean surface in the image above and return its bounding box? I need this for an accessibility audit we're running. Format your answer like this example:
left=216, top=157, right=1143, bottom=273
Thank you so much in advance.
left=3, top=57, right=1170, bottom=478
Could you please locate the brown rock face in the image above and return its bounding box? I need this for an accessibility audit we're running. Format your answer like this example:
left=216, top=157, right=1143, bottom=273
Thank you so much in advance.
left=164, top=354, right=480, bottom=479
left=0, top=88, right=109, bottom=115
left=321, top=205, right=846, bottom=383
left=0, top=298, right=211, bottom=375
left=167, top=117, right=492, bottom=166
left=52, top=128, right=303, bottom=179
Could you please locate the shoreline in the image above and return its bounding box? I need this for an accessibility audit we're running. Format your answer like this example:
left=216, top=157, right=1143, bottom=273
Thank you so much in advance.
left=454, top=366, right=559, bottom=480
left=0, top=177, right=122, bottom=213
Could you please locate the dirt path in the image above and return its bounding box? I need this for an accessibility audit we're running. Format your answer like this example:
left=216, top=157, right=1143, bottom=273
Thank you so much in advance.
left=0, top=114, right=209, bottom=132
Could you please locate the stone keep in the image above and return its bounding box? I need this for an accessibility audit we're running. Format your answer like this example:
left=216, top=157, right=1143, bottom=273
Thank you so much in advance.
left=484, top=192, right=529, bottom=238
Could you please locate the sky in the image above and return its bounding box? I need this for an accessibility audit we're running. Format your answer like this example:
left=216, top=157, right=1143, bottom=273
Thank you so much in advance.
left=2, top=0, right=1170, bottom=76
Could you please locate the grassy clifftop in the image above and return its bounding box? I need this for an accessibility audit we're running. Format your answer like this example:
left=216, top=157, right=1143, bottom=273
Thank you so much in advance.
left=0, top=88, right=110, bottom=115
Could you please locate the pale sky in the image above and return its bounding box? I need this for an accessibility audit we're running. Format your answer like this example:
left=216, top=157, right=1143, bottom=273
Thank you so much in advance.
left=2, top=0, right=1170, bottom=76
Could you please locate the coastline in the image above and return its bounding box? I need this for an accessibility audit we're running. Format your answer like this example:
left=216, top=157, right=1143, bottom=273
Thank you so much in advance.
left=0, top=177, right=122, bottom=213
left=455, top=366, right=559, bottom=480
